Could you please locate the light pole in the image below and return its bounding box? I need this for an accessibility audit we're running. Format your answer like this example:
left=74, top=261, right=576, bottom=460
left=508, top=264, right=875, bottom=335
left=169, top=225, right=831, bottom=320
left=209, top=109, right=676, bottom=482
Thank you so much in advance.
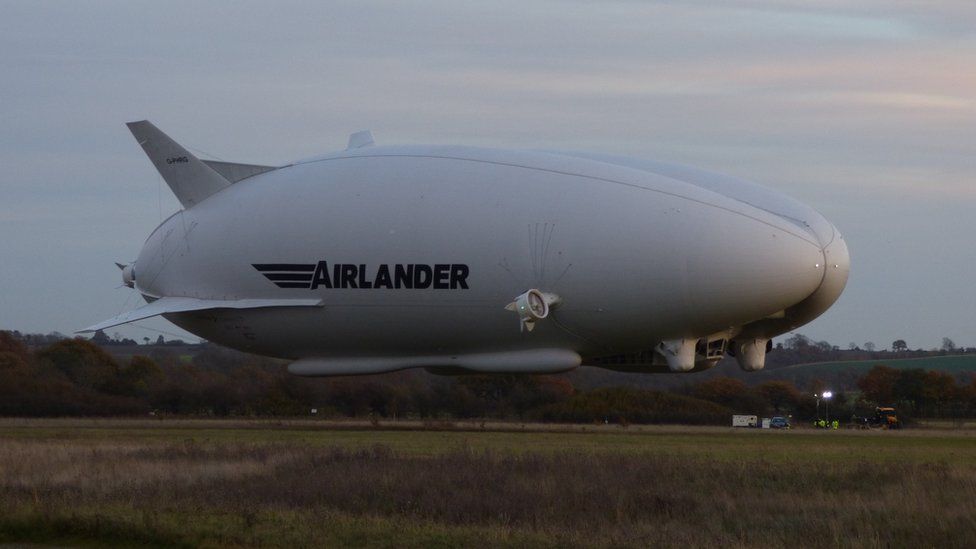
left=815, top=394, right=821, bottom=423
left=823, top=391, right=833, bottom=424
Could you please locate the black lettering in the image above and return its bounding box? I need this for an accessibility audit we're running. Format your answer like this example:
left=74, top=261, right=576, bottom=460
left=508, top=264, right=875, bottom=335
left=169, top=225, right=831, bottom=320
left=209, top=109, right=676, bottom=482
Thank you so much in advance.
left=433, top=264, right=450, bottom=289
left=310, top=261, right=332, bottom=289
left=451, top=264, right=469, bottom=289
left=394, top=264, right=413, bottom=289
left=375, top=264, right=392, bottom=289
left=260, top=260, right=468, bottom=290
left=341, top=264, right=358, bottom=288
left=358, top=264, right=372, bottom=288
left=414, top=264, right=432, bottom=289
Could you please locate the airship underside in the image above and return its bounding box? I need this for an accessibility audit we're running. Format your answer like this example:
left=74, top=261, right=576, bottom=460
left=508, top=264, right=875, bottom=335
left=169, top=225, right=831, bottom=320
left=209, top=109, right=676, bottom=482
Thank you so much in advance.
left=82, top=122, right=849, bottom=376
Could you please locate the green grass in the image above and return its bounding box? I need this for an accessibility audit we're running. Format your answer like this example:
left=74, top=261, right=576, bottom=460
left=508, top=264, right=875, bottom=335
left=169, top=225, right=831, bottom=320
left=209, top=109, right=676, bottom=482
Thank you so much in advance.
left=779, top=354, right=976, bottom=374
left=1, top=419, right=974, bottom=547
left=2, top=418, right=975, bottom=464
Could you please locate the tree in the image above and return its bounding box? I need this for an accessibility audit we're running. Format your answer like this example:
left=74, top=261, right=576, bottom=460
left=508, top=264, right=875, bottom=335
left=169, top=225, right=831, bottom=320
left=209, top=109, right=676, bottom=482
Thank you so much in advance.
left=848, top=342, right=859, bottom=351
left=806, top=378, right=827, bottom=396
left=692, top=377, right=748, bottom=407
left=892, top=339, right=908, bottom=352
left=964, top=378, right=976, bottom=412
left=35, top=338, right=120, bottom=391
left=0, top=351, right=30, bottom=373
left=0, top=331, right=31, bottom=361
left=106, top=355, right=164, bottom=398
left=942, top=338, right=957, bottom=352
left=756, top=381, right=801, bottom=412
left=785, top=334, right=811, bottom=350
left=857, top=365, right=899, bottom=405
left=533, top=387, right=732, bottom=425
left=864, top=342, right=876, bottom=352
left=894, top=369, right=928, bottom=413
left=922, top=371, right=957, bottom=416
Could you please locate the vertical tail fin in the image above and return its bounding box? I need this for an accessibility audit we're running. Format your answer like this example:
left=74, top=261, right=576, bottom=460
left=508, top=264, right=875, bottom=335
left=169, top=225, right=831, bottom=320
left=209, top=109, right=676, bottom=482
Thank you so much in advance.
left=126, top=120, right=231, bottom=208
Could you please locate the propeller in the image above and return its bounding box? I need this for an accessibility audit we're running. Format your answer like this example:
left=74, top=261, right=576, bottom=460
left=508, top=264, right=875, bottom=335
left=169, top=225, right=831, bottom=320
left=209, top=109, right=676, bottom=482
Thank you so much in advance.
left=505, top=289, right=560, bottom=332
left=116, top=262, right=136, bottom=288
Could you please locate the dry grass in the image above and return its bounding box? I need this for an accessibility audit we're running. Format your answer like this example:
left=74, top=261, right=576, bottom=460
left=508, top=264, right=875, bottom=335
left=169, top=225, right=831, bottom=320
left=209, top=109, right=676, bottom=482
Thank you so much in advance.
left=0, top=421, right=974, bottom=547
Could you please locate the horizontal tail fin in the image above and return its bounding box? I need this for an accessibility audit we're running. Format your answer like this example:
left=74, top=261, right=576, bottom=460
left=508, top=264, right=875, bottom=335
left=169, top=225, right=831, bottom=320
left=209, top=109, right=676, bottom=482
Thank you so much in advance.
left=201, top=160, right=276, bottom=183
left=126, top=120, right=231, bottom=208
left=78, top=296, right=324, bottom=333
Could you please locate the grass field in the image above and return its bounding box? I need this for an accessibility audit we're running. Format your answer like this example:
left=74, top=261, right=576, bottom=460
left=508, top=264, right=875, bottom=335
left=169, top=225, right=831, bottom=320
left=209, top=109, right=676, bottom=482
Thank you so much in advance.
left=779, top=354, right=976, bottom=374
left=1, top=419, right=974, bottom=548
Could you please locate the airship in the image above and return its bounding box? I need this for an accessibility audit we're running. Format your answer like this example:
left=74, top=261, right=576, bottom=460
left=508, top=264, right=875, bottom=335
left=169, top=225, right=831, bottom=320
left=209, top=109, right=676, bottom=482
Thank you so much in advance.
left=82, top=121, right=849, bottom=376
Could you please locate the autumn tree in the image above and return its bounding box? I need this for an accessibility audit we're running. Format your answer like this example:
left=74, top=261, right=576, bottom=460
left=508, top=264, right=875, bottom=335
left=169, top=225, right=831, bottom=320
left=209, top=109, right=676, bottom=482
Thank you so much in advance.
left=0, top=331, right=31, bottom=373
left=692, top=377, right=748, bottom=407
left=922, top=371, right=958, bottom=416
left=756, top=381, right=801, bottom=412
left=0, top=351, right=30, bottom=372
left=806, top=378, right=827, bottom=396
left=965, top=378, right=976, bottom=413
left=105, top=355, right=164, bottom=398
left=893, top=368, right=929, bottom=413
left=35, top=338, right=120, bottom=391
left=857, top=365, right=899, bottom=405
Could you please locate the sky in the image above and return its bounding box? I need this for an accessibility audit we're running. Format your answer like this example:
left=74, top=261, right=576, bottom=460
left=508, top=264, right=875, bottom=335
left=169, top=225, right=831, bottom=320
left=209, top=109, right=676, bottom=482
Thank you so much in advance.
left=1, top=1, right=974, bottom=350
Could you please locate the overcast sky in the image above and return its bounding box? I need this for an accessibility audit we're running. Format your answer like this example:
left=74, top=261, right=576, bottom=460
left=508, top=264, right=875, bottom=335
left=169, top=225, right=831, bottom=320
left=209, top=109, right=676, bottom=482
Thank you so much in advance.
left=1, top=1, right=974, bottom=350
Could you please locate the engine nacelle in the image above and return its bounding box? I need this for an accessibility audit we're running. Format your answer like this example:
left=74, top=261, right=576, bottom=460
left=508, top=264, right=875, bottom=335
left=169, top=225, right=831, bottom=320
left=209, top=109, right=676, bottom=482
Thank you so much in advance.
left=121, top=263, right=135, bottom=288
left=732, top=338, right=771, bottom=371
left=655, top=338, right=697, bottom=372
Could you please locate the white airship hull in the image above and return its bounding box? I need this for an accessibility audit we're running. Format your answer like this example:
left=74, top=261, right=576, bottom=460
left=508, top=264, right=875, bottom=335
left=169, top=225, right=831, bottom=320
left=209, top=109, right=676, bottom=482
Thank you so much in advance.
left=86, top=123, right=850, bottom=375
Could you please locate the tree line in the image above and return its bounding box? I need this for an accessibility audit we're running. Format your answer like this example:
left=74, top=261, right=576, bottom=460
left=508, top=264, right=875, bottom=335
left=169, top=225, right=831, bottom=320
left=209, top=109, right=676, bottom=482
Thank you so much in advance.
left=2, top=331, right=975, bottom=423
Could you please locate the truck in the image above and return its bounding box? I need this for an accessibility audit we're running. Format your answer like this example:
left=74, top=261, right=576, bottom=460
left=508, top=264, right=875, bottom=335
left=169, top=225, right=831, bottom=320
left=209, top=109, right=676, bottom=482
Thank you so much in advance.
left=873, top=407, right=900, bottom=429
left=850, top=407, right=901, bottom=429
left=732, top=415, right=758, bottom=428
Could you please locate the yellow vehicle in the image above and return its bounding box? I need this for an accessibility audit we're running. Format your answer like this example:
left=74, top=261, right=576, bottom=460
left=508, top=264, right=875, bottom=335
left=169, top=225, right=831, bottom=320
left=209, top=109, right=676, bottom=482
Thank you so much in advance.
left=874, top=407, right=900, bottom=429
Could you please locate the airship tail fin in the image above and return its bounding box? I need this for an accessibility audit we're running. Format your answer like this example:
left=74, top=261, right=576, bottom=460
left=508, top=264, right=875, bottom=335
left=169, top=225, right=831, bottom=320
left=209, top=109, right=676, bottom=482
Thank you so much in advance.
left=77, top=296, right=324, bottom=334
left=200, top=160, right=277, bottom=183
left=126, top=120, right=233, bottom=208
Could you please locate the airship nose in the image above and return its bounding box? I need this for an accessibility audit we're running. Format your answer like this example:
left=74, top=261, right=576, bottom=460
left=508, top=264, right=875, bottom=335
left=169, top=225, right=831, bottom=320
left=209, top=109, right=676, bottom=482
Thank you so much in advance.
left=740, top=217, right=849, bottom=337
left=811, top=223, right=850, bottom=318
left=729, top=216, right=848, bottom=371
left=607, top=157, right=850, bottom=335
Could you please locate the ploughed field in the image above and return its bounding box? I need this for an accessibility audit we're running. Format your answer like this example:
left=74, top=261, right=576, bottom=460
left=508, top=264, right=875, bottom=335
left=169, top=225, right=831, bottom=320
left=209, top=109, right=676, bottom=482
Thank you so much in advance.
left=0, top=419, right=974, bottom=548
